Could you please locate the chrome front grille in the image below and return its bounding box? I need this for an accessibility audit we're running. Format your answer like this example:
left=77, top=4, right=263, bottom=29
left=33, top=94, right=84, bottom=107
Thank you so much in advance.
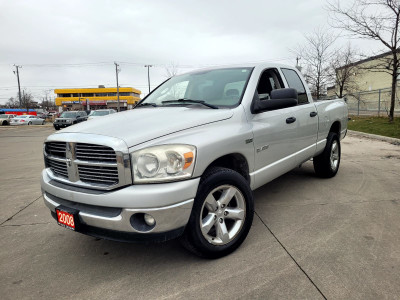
left=46, top=158, right=68, bottom=178
left=44, top=139, right=131, bottom=190
left=45, top=142, right=66, bottom=158
left=77, top=165, right=119, bottom=185
left=76, top=143, right=117, bottom=163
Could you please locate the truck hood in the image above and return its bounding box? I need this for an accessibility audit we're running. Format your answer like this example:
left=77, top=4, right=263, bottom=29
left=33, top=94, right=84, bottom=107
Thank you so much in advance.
left=57, top=107, right=234, bottom=147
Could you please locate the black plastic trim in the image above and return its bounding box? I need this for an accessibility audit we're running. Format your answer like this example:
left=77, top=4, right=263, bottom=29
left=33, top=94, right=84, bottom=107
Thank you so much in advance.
left=46, top=192, right=122, bottom=217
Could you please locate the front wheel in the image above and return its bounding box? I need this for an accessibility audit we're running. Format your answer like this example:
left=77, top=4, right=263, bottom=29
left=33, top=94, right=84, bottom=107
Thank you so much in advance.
left=28, top=122, right=32, bottom=125
left=180, top=167, right=254, bottom=258
left=313, top=132, right=341, bottom=178
left=42, top=120, right=45, bottom=125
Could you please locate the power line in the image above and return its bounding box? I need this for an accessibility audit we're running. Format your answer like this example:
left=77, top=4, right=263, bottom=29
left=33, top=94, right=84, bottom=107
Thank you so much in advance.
left=1, top=56, right=296, bottom=69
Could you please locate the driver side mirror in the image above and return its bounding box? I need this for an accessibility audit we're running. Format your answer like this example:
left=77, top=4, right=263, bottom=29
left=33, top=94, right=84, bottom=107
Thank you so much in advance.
left=251, top=88, right=298, bottom=113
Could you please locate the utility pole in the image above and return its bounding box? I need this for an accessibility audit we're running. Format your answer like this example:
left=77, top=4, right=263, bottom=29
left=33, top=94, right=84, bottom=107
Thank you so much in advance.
left=144, top=65, right=153, bottom=94
left=114, top=62, right=121, bottom=112
left=13, top=65, right=22, bottom=108
left=295, top=57, right=302, bottom=72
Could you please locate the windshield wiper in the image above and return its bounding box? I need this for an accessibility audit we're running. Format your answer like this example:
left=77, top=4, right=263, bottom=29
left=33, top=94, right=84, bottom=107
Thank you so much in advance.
left=162, top=99, right=218, bottom=109
left=136, top=102, right=158, bottom=107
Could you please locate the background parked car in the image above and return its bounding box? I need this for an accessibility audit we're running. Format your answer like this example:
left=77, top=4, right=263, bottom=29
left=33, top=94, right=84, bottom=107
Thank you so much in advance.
left=87, top=109, right=116, bottom=120
left=0, top=114, right=17, bottom=125
left=10, top=115, right=46, bottom=125
left=53, top=111, right=87, bottom=130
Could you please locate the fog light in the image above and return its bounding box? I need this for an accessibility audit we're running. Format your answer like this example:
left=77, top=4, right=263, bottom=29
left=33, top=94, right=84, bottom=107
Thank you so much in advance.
left=144, top=214, right=155, bottom=226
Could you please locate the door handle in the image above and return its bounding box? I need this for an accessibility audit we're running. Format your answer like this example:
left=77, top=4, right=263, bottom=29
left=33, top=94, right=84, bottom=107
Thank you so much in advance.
left=310, top=111, right=318, bottom=117
left=286, top=117, right=296, bottom=124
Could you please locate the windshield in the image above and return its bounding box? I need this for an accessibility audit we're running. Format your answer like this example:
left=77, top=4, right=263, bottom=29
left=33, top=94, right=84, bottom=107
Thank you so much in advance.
left=60, top=112, right=77, bottom=118
left=142, top=67, right=253, bottom=108
left=89, top=111, right=109, bottom=116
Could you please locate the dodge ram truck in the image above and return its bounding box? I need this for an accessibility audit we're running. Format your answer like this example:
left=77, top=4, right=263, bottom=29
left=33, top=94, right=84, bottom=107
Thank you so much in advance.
left=41, top=63, right=348, bottom=258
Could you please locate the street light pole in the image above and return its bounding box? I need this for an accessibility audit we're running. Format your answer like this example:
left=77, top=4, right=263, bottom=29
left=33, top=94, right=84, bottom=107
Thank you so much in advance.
left=144, top=65, right=153, bottom=94
left=13, top=65, right=22, bottom=108
left=114, top=62, right=121, bottom=112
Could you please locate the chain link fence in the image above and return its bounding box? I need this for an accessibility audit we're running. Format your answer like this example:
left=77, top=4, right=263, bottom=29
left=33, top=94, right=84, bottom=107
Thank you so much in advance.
left=345, top=87, right=400, bottom=116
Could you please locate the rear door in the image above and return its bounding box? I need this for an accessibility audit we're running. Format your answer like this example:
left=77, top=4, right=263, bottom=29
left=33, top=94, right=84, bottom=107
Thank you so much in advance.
left=280, top=68, right=318, bottom=164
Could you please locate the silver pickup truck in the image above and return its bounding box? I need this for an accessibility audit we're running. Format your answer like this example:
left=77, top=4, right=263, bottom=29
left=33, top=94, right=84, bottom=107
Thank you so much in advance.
left=41, top=63, right=348, bottom=258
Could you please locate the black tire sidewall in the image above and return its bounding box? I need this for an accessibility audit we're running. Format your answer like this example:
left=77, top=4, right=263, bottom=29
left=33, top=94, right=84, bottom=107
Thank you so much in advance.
left=314, top=132, right=341, bottom=178
left=329, top=133, right=340, bottom=174
left=184, top=167, right=254, bottom=258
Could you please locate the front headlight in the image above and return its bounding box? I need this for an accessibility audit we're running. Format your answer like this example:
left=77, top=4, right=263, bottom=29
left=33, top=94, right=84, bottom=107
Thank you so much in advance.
left=131, top=144, right=196, bottom=183
left=66, top=119, right=72, bottom=123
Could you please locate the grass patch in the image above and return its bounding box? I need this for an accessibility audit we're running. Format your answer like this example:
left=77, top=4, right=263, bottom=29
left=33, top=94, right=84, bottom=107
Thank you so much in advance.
left=348, top=116, right=400, bottom=139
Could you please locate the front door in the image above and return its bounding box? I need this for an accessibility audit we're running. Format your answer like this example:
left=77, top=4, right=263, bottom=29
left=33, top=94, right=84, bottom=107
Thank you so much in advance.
left=250, top=68, right=300, bottom=189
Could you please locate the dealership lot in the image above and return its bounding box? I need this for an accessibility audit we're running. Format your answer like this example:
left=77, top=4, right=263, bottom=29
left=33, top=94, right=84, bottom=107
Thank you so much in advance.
left=1, top=125, right=400, bottom=299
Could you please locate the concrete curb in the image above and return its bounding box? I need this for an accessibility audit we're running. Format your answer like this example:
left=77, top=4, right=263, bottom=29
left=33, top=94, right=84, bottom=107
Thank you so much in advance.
left=347, top=130, right=400, bottom=145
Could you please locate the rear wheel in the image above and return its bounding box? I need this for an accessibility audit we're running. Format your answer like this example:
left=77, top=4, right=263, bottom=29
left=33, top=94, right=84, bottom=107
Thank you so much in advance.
left=28, top=122, right=32, bottom=125
left=313, top=132, right=341, bottom=178
left=42, top=120, right=45, bottom=125
left=180, top=167, right=254, bottom=258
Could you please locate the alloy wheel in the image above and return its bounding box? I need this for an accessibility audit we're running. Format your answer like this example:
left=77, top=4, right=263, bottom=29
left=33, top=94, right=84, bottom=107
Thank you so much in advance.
left=199, top=185, right=246, bottom=245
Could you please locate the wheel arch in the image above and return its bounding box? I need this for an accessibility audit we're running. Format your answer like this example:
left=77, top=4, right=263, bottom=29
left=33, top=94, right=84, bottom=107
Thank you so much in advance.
left=202, top=153, right=250, bottom=183
left=329, top=121, right=341, bottom=136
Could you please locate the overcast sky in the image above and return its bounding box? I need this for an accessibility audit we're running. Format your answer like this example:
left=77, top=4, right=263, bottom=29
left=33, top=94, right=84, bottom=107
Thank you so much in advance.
left=0, top=0, right=385, bottom=104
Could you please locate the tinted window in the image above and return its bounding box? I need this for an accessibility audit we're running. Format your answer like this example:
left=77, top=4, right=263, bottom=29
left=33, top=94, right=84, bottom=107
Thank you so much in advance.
left=281, top=68, right=308, bottom=104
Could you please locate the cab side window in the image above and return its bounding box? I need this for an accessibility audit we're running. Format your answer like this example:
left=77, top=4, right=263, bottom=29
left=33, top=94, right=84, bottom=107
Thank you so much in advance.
left=257, top=69, right=283, bottom=100
left=281, top=68, right=309, bottom=104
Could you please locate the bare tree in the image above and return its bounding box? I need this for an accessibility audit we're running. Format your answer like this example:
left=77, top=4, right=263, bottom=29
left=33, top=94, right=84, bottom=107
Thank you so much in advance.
left=329, top=43, right=362, bottom=98
left=327, top=0, right=400, bottom=122
left=20, top=90, right=35, bottom=113
left=294, top=28, right=337, bottom=99
left=41, top=99, right=56, bottom=111
left=40, top=89, right=56, bottom=111
left=5, top=97, right=19, bottom=108
left=164, top=62, right=180, bottom=78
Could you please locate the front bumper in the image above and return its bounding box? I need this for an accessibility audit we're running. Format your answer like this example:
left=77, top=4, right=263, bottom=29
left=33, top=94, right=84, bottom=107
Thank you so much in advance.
left=53, top=123, right=72, bottom=128
left=41, top=170, right=200, bottom=241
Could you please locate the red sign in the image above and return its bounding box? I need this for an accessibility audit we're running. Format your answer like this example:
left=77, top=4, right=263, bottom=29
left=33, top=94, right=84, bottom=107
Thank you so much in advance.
left=56, top=209, right=76, bottom=230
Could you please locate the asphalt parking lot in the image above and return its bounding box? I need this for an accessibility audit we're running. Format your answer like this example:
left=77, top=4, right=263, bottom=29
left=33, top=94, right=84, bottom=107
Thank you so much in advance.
left=1, top=125, right=400, bottom=299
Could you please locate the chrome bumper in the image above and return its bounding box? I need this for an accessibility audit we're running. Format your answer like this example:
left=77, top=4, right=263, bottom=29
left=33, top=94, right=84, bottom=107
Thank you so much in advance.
left=41, top=170, right=200, bottom=236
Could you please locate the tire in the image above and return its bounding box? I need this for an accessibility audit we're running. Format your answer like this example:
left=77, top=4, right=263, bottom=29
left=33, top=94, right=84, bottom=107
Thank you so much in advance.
left=180, top=167, right=254, bottom=258
left=54, top=126, right=60, bottom=131
left=28, top=122, right=32, bottom=125
left=313, top=132, right=341, bottom=178
left=42, top=121, right=45, bottom=125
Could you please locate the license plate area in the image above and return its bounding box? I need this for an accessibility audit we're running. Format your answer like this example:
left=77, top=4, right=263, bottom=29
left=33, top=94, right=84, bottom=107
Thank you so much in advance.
left=56, top=206, right=79, bottom=231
